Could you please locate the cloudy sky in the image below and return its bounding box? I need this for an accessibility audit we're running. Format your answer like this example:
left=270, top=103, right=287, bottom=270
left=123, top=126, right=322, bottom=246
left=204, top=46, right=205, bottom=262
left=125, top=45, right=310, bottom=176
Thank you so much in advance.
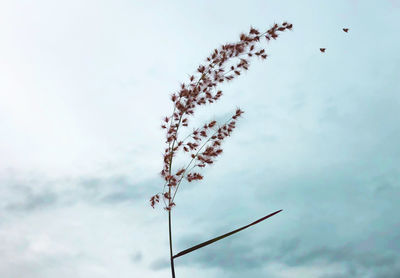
left=1, top=0, right=399, bottom=277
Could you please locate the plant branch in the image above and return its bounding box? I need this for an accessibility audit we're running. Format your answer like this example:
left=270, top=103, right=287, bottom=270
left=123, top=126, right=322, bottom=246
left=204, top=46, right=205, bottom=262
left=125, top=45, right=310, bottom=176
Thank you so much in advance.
left=170, top=116, right=235, bottom=203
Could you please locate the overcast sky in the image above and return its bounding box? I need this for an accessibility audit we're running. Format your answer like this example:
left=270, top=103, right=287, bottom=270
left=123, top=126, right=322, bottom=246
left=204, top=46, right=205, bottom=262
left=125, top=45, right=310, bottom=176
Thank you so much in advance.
left=1, top=0, right=400, bottom=277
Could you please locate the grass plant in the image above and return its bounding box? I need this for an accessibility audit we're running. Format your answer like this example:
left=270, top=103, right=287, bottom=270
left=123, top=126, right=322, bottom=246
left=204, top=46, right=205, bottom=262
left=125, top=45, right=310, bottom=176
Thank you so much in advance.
left=150, top=22, right=293, bottom=277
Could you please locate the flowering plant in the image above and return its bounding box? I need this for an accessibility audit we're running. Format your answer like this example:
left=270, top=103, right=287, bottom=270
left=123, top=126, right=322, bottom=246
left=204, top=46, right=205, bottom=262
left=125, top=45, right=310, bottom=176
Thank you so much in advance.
left=150, top=22, right=292, bottom=278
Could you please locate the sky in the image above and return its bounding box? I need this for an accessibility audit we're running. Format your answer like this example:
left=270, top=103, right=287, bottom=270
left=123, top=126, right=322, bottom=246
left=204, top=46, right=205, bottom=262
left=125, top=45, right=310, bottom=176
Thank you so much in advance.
left=0, top=0, right=399, bottom=277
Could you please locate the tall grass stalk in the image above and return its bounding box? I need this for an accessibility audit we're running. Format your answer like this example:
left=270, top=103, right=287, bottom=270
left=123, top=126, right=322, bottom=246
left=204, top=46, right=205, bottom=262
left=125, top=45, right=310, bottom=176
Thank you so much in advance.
left=150, top=22, right=293, bottom=278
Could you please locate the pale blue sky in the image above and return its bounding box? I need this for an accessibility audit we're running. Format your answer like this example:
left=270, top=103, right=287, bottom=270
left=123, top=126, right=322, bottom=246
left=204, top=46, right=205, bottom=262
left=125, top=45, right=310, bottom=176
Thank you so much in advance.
left=0, top=0, right=399, bottom=277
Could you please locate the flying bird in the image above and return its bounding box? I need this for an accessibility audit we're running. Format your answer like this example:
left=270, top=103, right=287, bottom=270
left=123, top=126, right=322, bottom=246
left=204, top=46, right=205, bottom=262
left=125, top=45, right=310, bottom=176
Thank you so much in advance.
left=343, top=28, right=349, bottom=33
left=320, top=48, right=326, bottom=53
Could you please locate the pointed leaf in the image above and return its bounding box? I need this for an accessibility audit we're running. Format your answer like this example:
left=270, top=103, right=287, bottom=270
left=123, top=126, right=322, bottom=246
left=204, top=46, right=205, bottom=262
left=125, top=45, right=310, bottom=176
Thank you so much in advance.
left=173, top=209, right=282, bottom=259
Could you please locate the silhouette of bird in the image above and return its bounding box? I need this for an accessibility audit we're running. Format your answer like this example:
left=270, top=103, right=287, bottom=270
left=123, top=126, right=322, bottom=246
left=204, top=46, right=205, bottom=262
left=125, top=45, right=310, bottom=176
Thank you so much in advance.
left=343, top=28, right=349, bottom=33
left=320, top=48, right=326, bottom=53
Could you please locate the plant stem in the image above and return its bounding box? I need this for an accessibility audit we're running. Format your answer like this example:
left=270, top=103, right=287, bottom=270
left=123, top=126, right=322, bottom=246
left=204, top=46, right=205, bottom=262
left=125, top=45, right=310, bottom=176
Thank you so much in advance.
left=168, top=209, right=176, bottom=278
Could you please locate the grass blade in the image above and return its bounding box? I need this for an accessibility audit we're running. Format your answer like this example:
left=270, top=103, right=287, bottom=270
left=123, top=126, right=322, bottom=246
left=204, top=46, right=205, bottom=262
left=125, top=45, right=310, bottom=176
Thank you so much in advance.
left=173, top=209, right=282, bottom=259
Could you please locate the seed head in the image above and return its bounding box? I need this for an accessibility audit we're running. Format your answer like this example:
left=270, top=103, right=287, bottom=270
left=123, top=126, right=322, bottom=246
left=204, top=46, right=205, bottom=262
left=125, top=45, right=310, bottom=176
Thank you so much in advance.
left=152, top=22, right=293, bottom=210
